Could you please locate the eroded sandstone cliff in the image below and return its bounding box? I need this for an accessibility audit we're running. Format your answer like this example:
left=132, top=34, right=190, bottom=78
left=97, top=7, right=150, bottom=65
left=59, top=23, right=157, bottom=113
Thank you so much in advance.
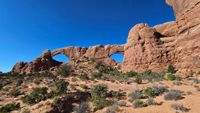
left=12, top=0, right=200, bottom=77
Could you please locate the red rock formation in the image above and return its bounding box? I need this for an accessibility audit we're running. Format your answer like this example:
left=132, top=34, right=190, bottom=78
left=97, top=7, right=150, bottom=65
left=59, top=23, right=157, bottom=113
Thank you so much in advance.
left=12, top=0, right=200, bottom=76
left=12, top=45, right=124, bottom=74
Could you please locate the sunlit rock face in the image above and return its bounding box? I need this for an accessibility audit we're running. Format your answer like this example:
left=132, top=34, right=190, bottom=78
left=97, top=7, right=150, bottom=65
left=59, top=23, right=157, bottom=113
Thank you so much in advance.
left=12, top=0, right=200, bottom=77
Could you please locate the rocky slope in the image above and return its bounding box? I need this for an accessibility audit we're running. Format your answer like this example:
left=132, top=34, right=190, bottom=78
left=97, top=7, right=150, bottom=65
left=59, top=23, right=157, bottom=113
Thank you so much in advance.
left=12, top=0, right=200, bottom=77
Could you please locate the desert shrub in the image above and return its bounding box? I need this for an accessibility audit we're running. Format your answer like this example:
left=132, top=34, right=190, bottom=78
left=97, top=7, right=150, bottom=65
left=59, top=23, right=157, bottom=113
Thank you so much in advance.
left=22, top=87, right=53, bottom=105
left=164, top=90, right=183, bottom=101
left=108, top=90, right=122, bottom=99
left=171, top=103, right=189, bottom=112
left=144, top=87, right=156, bottom=97
left=192, top=78, right=200, bottom=84
left=93, top=98, right=114, bottom=111
left=79, top=73, right=89, bottom=80
left=91, top=84, right=112, bottom=110
left=75, top=101, right=89, bottom=113
left=129, top=89, right=143, bottom=101
left=134, top=76, right=142, bottom=84
left=91, top=84, right=108, bottom=100
left=105, top=105, right=119, bottom=113
left=153, top=86, right=168, bottom=96
left=122, top=71, right=138, bottom=78
left=133, top=99, right=146, bottom=108
left=55, top=80, right=69, bottom=95
left=92, top=71, right=103, bottom=79
left=146, top=98, right=156, bottom=106
left=16, top=79, right=23, bottom=86
left=167, top=64, right=176, bottom=73
left=155, top=71, right=165, bottom=81
left=56, top=64, right=72, bottom=77
left=0, top=103, right=20, bottom=113
left=9, top=88, right=21, bottom=97
left=167, top=73, right=176, bottom=81
left=95, top=62, right=111, bottom=73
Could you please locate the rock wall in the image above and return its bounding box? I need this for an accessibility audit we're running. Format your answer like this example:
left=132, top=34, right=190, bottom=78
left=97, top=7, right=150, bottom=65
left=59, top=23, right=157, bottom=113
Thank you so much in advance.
left=12, top=0, right=200, bottom=76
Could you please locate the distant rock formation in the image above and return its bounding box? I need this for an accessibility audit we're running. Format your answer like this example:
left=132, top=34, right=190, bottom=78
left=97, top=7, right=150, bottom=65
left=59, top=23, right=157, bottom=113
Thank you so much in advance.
left=12, top=0, right=200, bottom=77
left=12, top=45, right=124, bottom=74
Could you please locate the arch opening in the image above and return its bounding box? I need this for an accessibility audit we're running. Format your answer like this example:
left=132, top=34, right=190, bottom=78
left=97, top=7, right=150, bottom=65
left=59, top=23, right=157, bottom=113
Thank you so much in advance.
left=52, top=54, right=70, bottom=62
left=110, top=53, right=124, bottom=63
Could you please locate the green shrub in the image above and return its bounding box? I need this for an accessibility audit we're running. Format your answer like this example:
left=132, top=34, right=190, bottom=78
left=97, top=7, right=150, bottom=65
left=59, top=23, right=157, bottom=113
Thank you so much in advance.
left=146, top=98, right=156, bottom=106
left=133, top=100, right=146, bottom=108
left=21, top=87, right=52, bottom=105
left=75, top=101, right=89, bottom=113
left=9, top=88, right=21, bottom=97
left=91, top=84, right=108, bottom=100
left=108, top=90, right=122, bottom=99
left=167, top=74, right=176, bottom=81
left=164, top=90, right=183, bottom=101
left=152, top=86, right=168, bottom=96
left=95, top=61, right=114, bottom=73
left=91, top=84, right=111, bottom=110
left=16, top=79, right=23, bottom=86
left=134, top=76, right=142, bottom=84
left=92, top=71, right=103, bottom=79
left=167, top=64, right=176, bottom=73
left=171, top=103, right=189, bottom=112
left=55, top=80, right=69, bottom=95
left=0, top=103, right=20, bottom=113
left=93, top=98, right=113, bottom=110
left=129, top=89, right=143, bottom=101
left=79, top=73, right=89, bottom=80
left=144, top=87, right=156, bottom=97
left=56, top=64, right=72, bottom=77
left=123, top=71, right=138, bottom=78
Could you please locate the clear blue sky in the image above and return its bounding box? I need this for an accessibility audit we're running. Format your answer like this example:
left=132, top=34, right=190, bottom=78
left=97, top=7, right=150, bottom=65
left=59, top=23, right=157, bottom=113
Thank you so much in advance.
left=0, top=0, right=175, bottom=72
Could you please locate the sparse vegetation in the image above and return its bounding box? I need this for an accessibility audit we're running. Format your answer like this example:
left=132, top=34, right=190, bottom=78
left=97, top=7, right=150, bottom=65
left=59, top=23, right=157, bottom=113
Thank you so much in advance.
left=79, top=73, right=89, bottom=80
left=134, top=76, right=142, bottom=84
left=146, top=98, right=156, bottom=106
left=153, top=86, right=168, bottom=96
left=171, top=103, right=189, bottom=112
left=129, top=89, right=143, bottom=101
left=133, top=99, right=146, bottom=108
left=91, top=84, right=113, bottom=110
left=56, top=64, right=72, bottom=77
left=22, top=87, right=53, bottom=105
left=9, top=88, right=21, bottom=97
left=144, top=87, right=156, bottom=97
left=92, top=71, right=103, bottom=79
left=105, top=105, right=119, bottom=113
left=167, top=64, right=176, bottom=73
left=164, top=90, right=183, bottom=100
left=167, top=73, right=176, bottom=81
left=80, top=84, right=89, bottom=90
left=0, top=103, right=20, bottom=113
left=55, top=79, right=69, bottom=95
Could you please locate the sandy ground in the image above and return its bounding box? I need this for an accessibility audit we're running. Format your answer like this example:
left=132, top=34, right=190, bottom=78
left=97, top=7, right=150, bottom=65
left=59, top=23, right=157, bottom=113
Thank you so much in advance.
left=0, top=77, right=200, bottom=113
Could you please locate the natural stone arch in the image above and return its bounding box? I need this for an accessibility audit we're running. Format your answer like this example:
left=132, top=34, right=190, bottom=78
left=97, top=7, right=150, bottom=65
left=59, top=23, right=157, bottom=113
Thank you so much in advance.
left=52, top=54, right=70, bottom=63
left=110, top=52, right=124, bottom=63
